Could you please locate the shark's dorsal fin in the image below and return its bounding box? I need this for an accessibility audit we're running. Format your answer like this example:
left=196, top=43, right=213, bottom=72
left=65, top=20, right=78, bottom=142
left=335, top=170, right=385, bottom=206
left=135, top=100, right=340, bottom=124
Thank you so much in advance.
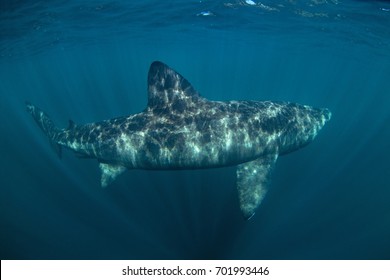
left=147, top=61, right=203, bottom=113
left=237, top=154, right=279, bottom=220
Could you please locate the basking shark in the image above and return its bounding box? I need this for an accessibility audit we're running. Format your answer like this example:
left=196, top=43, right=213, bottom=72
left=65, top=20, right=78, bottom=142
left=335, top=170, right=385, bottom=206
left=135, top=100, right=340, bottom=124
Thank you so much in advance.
left=26, top=61, right=331, bottom=219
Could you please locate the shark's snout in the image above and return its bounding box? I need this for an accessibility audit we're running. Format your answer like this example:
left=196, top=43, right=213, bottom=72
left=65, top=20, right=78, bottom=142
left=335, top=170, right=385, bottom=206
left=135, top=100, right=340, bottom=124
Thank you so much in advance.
left=322, top=108, right=332, bottom=122
left=310, top=107, right=331, bottom=127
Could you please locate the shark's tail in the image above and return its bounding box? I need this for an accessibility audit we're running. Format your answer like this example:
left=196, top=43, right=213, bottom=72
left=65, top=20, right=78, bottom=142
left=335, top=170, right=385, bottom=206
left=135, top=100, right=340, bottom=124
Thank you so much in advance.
left=26, top=102, right=62, bottom=157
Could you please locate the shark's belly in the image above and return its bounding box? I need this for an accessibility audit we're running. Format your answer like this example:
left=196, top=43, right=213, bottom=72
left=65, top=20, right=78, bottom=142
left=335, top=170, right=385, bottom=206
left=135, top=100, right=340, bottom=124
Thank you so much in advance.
left=115, top=127, right=276, bottom=170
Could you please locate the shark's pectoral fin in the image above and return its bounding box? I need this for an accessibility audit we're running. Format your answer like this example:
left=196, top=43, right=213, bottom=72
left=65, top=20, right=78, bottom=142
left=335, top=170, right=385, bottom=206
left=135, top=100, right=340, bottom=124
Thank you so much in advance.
left=237, top=154, right=278, bottom=220
left=99, top=163, right=126, bottom=188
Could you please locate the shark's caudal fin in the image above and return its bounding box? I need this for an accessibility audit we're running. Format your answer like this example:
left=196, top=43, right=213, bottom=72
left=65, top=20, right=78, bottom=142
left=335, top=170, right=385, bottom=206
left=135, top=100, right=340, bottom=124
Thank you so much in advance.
left=26, top=102, right=62, bottom=158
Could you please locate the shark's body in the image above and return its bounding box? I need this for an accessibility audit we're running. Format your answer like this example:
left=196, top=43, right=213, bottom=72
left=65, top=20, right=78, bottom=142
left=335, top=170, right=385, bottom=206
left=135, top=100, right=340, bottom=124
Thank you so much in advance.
left=27, top=61, right=331, bottom=219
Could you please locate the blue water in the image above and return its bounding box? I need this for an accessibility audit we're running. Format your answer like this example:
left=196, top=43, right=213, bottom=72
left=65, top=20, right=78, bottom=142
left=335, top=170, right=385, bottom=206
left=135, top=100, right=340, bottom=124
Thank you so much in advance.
left=1, top=0, right=390, bottom=259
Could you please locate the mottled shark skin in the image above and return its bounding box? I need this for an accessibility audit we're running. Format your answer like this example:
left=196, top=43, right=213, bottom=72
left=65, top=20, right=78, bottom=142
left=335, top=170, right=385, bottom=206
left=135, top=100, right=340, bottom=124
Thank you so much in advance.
left=26, top=61, right=331, bottom=219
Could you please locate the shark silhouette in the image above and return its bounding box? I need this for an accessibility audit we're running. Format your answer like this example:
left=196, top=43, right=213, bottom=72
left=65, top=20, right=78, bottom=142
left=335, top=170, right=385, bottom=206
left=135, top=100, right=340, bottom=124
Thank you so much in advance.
left=27, top=61, right=331, bottom=219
